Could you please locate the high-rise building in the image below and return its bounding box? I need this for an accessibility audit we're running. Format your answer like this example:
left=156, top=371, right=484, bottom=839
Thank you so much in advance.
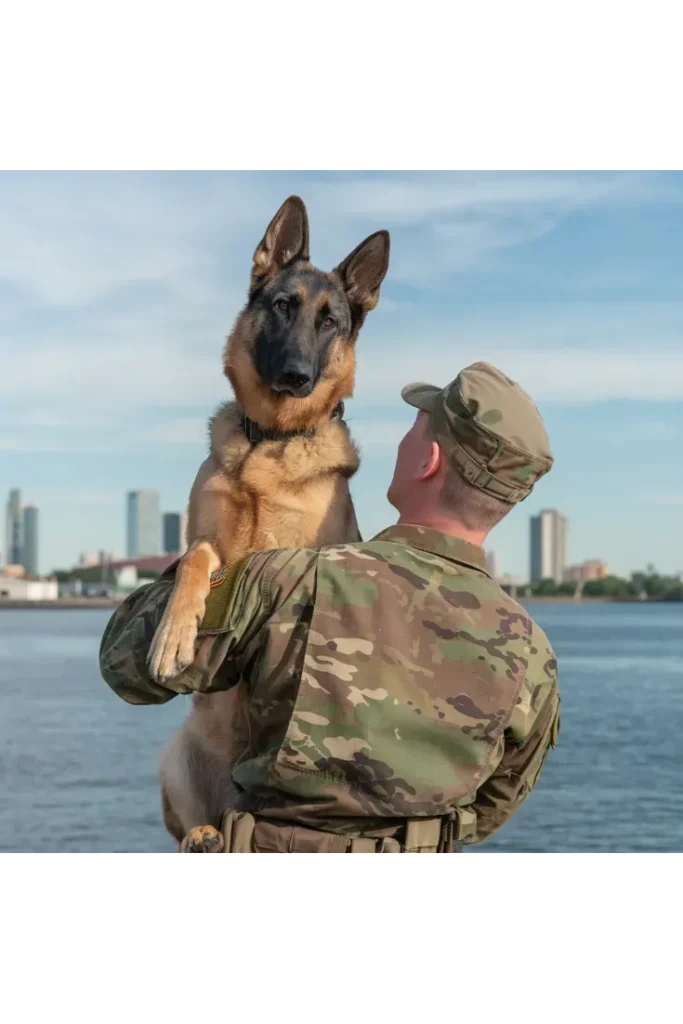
left=126, top=490, right=161, bottom=557
left=22, top=505, right=39, bottom=575
left=485, top=550, right=501, bottom=579
left=5, top=489, right=23, bottom=566
left=530, top=509, right=568, bottom=584
left=163, top=512, right=186, bottom=554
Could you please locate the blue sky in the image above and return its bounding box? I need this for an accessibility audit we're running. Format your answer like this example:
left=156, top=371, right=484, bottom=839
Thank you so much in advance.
left=1, top=171, right=682, bottom=577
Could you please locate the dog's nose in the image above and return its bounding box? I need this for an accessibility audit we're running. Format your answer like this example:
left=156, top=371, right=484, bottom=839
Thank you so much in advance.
left=281, top=365, right=312, bottom=393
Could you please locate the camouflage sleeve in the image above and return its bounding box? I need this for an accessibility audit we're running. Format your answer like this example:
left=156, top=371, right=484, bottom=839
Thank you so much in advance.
left=99, top=548, right=318, bottom=706
left=468, top=623, right=560, bottom=844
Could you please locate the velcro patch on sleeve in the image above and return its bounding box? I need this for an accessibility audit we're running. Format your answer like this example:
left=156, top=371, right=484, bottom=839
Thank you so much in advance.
left=200, top=563, right=243, bottom=633
left=209, top=565, right=232, bottom=588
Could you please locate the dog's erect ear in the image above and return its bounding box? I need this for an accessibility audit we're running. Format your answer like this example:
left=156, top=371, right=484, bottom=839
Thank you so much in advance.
left=251, top=196, right=310, bottom=290
left=334, top=230, right=390, bottom=316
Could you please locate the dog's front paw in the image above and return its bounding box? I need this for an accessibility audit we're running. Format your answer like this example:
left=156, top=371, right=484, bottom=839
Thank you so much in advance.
left=180, top=825, right=225, bottom=853
left=147, top=604, right=202, bottom=683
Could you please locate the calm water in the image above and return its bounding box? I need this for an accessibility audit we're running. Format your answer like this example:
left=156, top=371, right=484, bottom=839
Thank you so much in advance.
left=0, top=603, right=681, bottom=853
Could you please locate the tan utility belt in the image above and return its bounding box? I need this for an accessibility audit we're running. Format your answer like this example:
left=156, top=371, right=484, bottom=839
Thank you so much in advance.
left=221, top=807, right=476, bottom=853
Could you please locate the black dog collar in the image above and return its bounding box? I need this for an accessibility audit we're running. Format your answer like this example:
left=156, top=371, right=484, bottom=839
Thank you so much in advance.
left=242, top=401, right=345, bottom=445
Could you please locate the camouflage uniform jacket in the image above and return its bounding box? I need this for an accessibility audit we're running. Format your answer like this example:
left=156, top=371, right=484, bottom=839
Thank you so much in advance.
left=99, top=524, right=560, bottom=843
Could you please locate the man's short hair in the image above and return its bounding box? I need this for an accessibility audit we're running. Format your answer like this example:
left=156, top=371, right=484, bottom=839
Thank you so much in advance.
left=440, top=466, right=512, bottom=531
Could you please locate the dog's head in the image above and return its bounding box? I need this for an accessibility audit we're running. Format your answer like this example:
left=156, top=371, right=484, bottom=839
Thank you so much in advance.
left=225, top=196, right=390, bottom=431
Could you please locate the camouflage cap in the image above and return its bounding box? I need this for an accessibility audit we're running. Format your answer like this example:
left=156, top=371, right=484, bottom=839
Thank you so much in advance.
left=401, top=361, right=553, bottom=504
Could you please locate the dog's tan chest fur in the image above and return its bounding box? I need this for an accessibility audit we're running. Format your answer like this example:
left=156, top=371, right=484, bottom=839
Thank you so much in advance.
left=187, top=400, right=360, bottom=566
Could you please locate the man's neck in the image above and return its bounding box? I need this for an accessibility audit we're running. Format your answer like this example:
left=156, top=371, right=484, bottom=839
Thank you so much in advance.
left=396, top=513, right=488, bottom=548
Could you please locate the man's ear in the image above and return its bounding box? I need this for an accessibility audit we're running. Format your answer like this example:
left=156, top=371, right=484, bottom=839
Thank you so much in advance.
left=251, top=196, right=310, bottom=291
left=418, top=441, right=444, bottom=482
left=334, top=230, right=390, bottom=318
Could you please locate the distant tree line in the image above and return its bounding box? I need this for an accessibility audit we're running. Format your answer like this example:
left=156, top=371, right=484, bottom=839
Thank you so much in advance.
left=528, top=572, right=683, bottom=601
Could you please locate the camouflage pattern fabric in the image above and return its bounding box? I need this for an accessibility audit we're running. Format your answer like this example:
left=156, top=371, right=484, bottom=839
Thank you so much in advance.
left=402, top=361, right=554, bottom=503
left=99, top=524, right=560, bottom=843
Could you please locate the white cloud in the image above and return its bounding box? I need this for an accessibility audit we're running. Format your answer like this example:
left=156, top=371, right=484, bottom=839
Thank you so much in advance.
left=1, top=171, right=678, bottom=306
left=641, top=495, right=683, bottom=506
left=0, top=172, right=262, bottom=305
left=2, top=171, right=683, bottom=459
left=2, top=327, right=683, bottom=458
left=355, top=345, right=683, bottom=405
left=303, top=172, right=670, bottom=223
left=303, top=172, right=681, bottom=283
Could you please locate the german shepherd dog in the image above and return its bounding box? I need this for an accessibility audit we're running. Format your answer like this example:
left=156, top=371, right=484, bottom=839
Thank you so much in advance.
left=147, top=196, right=390, bottom=851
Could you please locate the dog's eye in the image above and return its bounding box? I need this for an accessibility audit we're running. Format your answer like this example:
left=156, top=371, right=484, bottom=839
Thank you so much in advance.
left=322, top=316, right=335, bottom=329
left=276, top=299, right=289, bottom=314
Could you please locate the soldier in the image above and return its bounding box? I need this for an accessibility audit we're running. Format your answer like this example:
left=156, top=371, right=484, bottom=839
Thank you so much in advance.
left=100, top=362, right=560, bottom=852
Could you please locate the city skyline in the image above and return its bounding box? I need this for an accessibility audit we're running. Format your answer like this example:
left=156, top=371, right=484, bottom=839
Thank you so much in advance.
left=2, top=485, right=189, bottom=573
left=2, top=172, right=682, bottom=576
left=3, top=488, right=40, bottom=575
left=3, top=482, right=678, bottom=582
